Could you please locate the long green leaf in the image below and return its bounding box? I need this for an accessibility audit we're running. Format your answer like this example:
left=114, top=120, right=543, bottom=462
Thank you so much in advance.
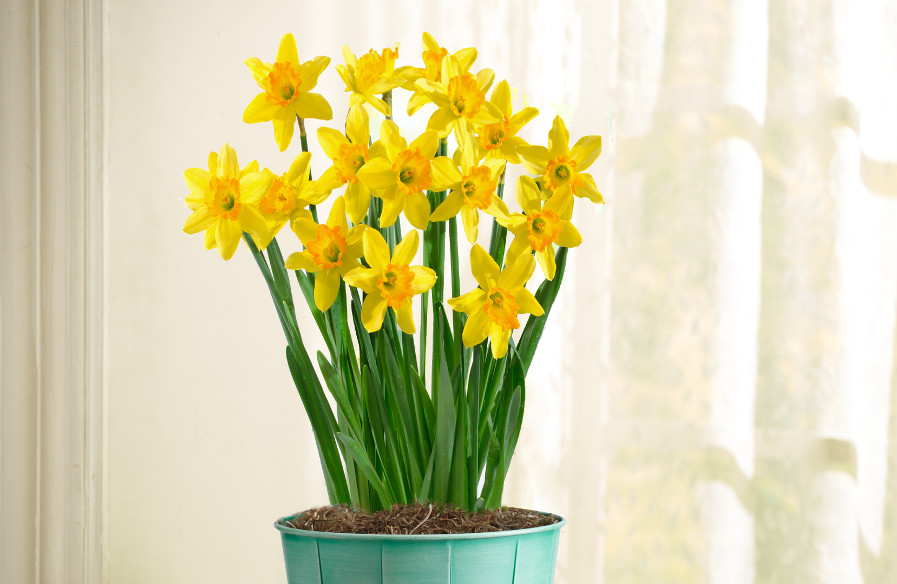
left=517, top=246, right=568, bottom=373
left=337, top=433, right=394, bottom=505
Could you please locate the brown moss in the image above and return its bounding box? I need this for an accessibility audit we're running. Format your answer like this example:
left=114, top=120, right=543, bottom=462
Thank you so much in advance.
left=282, top=503, right=559, bottom=535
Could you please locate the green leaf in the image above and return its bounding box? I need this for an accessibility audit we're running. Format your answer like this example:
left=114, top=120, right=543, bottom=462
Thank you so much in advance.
left=432, top=316, right=455, bottom=502
left=317, top=352, right=362, bottom=440
left=337, top=432, right=394, bottom=505
left=517, top=246, right=568, bottom=373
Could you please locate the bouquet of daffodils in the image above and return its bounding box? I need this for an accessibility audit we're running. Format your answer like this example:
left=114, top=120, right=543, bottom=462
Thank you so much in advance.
left=183, top=33, right=603, bottom=513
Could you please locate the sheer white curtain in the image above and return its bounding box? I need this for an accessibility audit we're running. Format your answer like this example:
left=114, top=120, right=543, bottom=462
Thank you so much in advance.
left=6, top=0, right=890, bottom=582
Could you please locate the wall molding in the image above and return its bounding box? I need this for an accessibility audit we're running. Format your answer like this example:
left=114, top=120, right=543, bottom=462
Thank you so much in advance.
left=0, top=0, right=106, bottom=582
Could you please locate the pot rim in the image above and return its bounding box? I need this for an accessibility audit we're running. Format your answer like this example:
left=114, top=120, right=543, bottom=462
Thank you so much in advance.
left=275, top=510, right=566, bottom=541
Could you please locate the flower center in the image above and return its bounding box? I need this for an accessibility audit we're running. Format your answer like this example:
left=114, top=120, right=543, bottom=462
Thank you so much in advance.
left=392, top=149, right=432, bottom=195
left=258, top=175, right=296, bottom=217
left=307, top=224, right=348, bottom=270
left=544, top=156, right=580, bottom=192
left=355, top=47, right=397, bottom=93
left=264, top=62, right=302, bottom=107
left=526, top=209, right=563, bottom=252
left=483, top=286, right=520, bottom=331
left=422, top=47, right=448, bottom=81
left=334, top=143, right=369, bottom=184
left=205, top=176, right=242, bottom=221
left=479, top=120, right=510, bottom=151
left=377, top=263, right=415, bottom=308
left=447, top=74, right=485, bottom=118
left=460, top=166, right=496, bottom=209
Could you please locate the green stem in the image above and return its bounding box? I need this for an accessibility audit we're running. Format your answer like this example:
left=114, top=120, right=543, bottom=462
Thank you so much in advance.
left=488, top=166, right=509, bottom=266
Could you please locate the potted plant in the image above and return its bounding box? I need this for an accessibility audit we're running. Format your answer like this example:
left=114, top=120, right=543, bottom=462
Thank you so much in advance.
left=182, top=32, right=603, bottom=584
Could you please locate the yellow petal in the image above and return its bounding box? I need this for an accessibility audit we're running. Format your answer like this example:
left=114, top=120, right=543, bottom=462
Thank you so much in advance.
left=345, top=182, right=370, bottom=224
left=366, top=95, right=391, bottom=117
left=292, top=92, right=333, bottom=121
left=505, top=232, right=531, bottom=260
left=516, top=287, right=544, bottom=316
left=346, top=224, right=366, bottom=256
left=379, top=120, right=406, bottom=160
left=326, top=196, right=348, bottom=232
left=317, top=127, right=349, bottom=160
left=490, top=80, right=512, bottom=117
left=489, top=327, right=511, bottom=359
left=240, top=170, right=274, bottom=204
left=447, top=288, right=486, bottom=314
left=361, top=294, right=388, bottom=332
left=314, top=268, right=341, bottom=311
left=475, top=68, right=495, bottom=93
left=203, top=226, right=217, bottom=250
left=346, top=105, right=370, bottom=145
left=470, top=101, right=504, bottom=125
left=426, top=108, right=456, bottom=136
left=357, top=157, right=397, bottom=190
left=237, top=206, right=270, bottom=240
left=216, top=219, right=242, bottom=260
left=291, top=217, right=318, bottom=246
left=243, top=93, right=280, bottom=123
left=499, top=252, right=536, bottom=289
left=336, top=64, right=354, bottom=91
left=392, top=230, right=419, bottom=266
left=409, top=265, right=437, bottom=294
left=273, top=116, right=295, bottom=152
left=378, top=194, right=403, bottom=228
left=410, top=131, right=439, bottom=158
left=570, top=135, right=602, bottom=171
left=509, top=107, right=539, bottom=133
left=395, top=301, right=416, bottom=334
left=285, top=251, right=320, bottom=272
left=430, top=190, right=464, bottom=222
left=184, top=167, right=209, bottom=197
left=343, top=266, right=379, bottom=294
left=455, top=47, right=477, bottom=71
left=536, top=246, right=556, bottom=280
left=461, top=205, right=479, bottom=244
left=404, top=193, right=431, bottom=230
left=515, top=176, right=543, bottom=215
left=363, top=228, right=391, bottom=271
left=244, top=57, right=271, bottom=86
left=430, top=156, right=462, bottom=190
left=406, top=91, right=431, bottom=116
left=313, top=166, right=343, bottom=194
left=462, top=309, right=490, bottom=348
left=218, top=144, right=240, bottom=179
left=517, top=145, right=549, bottom=175
left=544, top=184, right=573, bottom=215
left=276, top=33, right=299, bottom=67
left=183, top=208, right=215, bottom=234
left=558, top=221, right=582, bottom=248
left=299, top=56, right=330, bottom=91
left=422, top=32, right=439, bottom=53
left=576, top=173, right=604, bottom=204
left=470, top=244, right=500, bottom=290
left=287, top=152, right=312, bottom=186
left=548, top=116, right=570, bottom=158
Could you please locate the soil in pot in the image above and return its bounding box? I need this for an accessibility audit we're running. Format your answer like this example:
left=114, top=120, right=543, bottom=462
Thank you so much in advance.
left=281, top=503, right=559, bottom=535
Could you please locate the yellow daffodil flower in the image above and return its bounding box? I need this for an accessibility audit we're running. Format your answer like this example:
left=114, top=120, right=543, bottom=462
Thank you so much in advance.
left=312, top=106, right=385, bottom=224
left=183, top=144, right=274, bottom=260
left=336, top=45, right=409, bottom=117
left=343, top=229, right=437, bottom=334
left=500, top=178, right=581, bottom=280
left=414, top=55, right=503, bottom=143
left=429, top=132, right=509, bottom=244
left=475, top=80, right=539, bottom=164
left=356, top=120, right=455, bottom=230
left=243, top=33, right=333, bottom=152
left=401, top=33, right=478, bottom=116
left=284, top=196, right=366, bottom=311
left=518, top=115, right=603, bottom=203
left=255, top=152, right=325, bottom=249
left=448, top=245, right=543, bottom=359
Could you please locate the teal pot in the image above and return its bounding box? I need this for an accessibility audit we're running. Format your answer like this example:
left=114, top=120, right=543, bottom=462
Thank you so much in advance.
left=275, top=511, right=565, bottom=584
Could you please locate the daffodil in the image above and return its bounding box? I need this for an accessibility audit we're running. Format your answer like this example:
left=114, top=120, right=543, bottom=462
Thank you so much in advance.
left=284, top=197, right=365, bottom=311
left=401, top=33, right=478, bottom=116
left=336, top=45, right=409, bottom=117
left=414, top=55, right=502, bottom=143
left=312, top=106, right=385, bottom=224
left=356, top=120, right=455, bottom=230
left=183, top=144, right=273, bottom=260
left=517, top=115, right=603, bottom=203
left=475, top=80, right=539, bottom=164
left=429, top=132, right=509, bottom=244
left=448, top=245, right=543, bottom=359
left=500, top=178, right=581, bottom=280
left=343, top=229, right=436, bottom=334
left=255, top=152, right=326, bottom=249
left=243, top=33, right=333, bottom=152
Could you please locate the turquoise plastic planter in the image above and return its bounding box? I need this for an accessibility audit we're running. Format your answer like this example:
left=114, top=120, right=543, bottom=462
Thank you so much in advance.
left=276, top=511, right=565, bottom=584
